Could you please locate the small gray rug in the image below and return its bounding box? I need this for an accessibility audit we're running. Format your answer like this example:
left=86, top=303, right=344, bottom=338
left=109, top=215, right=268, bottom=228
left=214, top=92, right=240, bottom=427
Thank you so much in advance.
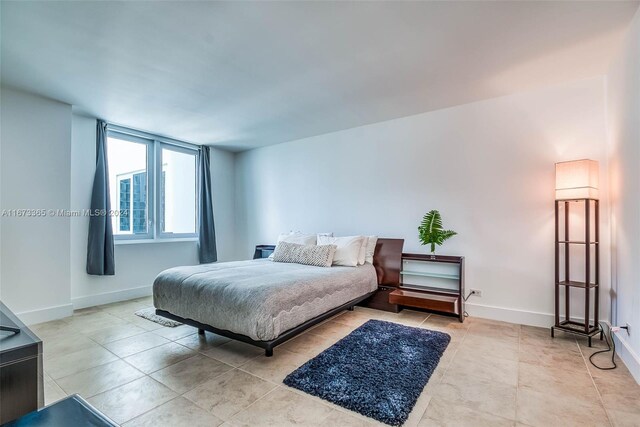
left=134, top=307, right=182, bottom=327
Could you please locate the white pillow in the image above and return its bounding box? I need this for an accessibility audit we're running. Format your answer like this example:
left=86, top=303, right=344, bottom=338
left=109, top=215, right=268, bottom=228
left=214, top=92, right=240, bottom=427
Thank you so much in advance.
left=357, top=236, right=368, bottom=265
left=317, top=235, right=365, bottom=267
left=269, top=232, right=317, bottom=259
left=277, top=232, right=316, bottom=245
left=317, top=232, right=334, bottom=239
left=365, top=236, right=378, bottom=264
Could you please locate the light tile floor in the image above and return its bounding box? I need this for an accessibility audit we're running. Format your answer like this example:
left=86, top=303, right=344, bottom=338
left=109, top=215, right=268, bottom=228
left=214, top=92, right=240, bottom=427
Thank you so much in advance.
left=31, top=297, right=640, bottom=426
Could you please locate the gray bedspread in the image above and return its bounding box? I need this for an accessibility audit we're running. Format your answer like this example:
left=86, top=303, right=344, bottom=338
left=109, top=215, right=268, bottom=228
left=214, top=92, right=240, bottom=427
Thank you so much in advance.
left=153, top=259, right=378, bottom=341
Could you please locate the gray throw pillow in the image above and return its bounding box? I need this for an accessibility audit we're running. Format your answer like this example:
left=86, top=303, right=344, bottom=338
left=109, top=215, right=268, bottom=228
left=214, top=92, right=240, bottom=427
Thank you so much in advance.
left=272, top=241, right=337, bottom=267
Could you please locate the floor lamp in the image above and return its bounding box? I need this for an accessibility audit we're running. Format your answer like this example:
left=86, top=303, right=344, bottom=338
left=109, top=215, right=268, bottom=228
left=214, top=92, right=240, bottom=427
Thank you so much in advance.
left=551, top=159, right=602, bottom=347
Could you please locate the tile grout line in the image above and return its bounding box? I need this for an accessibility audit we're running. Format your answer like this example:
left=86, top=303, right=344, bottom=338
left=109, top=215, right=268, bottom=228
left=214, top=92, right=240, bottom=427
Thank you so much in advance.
left=174, top=364, right=236, bottom=399
left=221, top=382, right=282, bottom=423
left=47, top=355, right=123, bottom=386
left=433, top=320, right=521, bottom=425
left=61, top=371, right=144, bottom=402
left=436, top=318, right=470, bottom=383
left=119, top=395, right=184, bottom=426
left=576, top=338, right=615, bottom=427
left=417, top=313, right=432, bottom=327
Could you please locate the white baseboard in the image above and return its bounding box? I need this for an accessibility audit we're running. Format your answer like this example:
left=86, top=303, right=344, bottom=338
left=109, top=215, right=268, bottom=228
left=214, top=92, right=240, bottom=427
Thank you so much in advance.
left=72, top=285, right=153, bottom=310
left=613, top=333, right=640, bottom=384
left=14, top=286, right=153, bottom=325
left=465, top=302, right=603, bottom=329
left=16, top=303, right=74, bottom=326
left=465, top=302, right=554, bottom=327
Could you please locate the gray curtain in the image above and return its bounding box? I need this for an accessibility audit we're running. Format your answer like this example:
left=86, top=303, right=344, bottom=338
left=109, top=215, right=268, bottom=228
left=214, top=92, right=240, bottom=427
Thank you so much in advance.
left=198, top=146, right=217, bottom=263
left=86, top=120, right=115, bottom=275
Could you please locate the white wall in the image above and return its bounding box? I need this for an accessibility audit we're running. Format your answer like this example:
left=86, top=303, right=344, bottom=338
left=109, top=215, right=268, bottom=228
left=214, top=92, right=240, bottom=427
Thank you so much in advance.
left=70, top=114, right=237, bottom=309
left=0, top=88, right=73, bottom=322
left=606, top=8, right=640, bottom=383
left=236, top=77, right=611, bottom=327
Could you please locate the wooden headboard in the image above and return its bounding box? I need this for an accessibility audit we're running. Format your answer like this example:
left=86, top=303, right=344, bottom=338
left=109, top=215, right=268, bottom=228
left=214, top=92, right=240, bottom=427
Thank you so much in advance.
left=372, top=238, right=405, bottom=286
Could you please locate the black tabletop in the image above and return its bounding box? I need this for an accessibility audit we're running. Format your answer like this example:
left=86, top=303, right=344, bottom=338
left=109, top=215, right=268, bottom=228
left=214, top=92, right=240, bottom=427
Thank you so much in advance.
left=2, top=395, right=118, bottom=427
left=0, top=301, right=42, bottom=364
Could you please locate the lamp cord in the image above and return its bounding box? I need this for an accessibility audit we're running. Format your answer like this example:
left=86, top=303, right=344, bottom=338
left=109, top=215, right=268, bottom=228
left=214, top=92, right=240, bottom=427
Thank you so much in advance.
left=462, top=291, right=474, bottom=318
left=589, top=322, right=617, bottom=370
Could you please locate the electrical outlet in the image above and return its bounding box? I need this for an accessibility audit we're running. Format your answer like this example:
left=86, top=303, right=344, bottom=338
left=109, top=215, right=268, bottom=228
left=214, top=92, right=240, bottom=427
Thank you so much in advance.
left=469, top=289, right=482, bottom=297
left=613, top=323, right=631, bottom=335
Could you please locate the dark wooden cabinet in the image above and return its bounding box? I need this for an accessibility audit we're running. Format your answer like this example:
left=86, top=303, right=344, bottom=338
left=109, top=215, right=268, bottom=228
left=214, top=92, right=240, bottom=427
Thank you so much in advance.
left=0, top=302, right=44, bottom=424
left=254, top=245, right=276, bottom=259
left=359, top=239, right=405, bottom=313
left=389, top=254, right=465, bottom=322
left=362, top=286, right=400, bottom=313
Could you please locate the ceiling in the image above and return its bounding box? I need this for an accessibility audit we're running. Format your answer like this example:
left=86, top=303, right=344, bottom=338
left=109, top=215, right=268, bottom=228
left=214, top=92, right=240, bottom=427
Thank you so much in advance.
left=2, top=1, right=638, bottom=151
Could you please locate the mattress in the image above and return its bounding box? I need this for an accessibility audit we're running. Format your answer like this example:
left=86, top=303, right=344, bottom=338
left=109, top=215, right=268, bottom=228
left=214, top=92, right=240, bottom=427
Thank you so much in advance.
left=153, top=259, right=378, bottom=341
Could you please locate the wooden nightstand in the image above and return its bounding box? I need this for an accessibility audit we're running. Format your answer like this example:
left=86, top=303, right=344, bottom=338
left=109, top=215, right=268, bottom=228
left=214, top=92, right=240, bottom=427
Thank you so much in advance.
left=253, top=245, right=276, bottom=259
left=359, top=238, right=404, bottom=313
left=389, top=254, right=465, bottom=322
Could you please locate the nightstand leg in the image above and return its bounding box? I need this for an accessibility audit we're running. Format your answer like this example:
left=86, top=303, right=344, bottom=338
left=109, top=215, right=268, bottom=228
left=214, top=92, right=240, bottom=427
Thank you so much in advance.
left=198, top=328, right=205, bottom=335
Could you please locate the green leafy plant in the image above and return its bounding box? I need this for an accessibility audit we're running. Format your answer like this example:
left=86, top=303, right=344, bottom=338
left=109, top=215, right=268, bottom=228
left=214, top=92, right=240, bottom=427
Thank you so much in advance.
left=418, top=210, right=457, bottom=255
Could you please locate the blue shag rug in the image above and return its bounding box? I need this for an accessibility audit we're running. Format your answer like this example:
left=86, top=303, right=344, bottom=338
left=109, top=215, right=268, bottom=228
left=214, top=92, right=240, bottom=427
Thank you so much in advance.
left=283, top=319, right=450, bottom=426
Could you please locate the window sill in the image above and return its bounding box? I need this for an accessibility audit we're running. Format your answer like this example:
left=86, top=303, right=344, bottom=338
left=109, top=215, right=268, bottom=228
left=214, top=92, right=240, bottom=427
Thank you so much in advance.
left=114, top=237, right=198, bottom=245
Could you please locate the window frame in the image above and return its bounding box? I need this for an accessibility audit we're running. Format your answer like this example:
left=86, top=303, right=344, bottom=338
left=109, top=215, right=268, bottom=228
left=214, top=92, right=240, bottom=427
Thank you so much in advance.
left=106, top=125, right=199, bottom=242
left=155, top=142, right=199, bottom=240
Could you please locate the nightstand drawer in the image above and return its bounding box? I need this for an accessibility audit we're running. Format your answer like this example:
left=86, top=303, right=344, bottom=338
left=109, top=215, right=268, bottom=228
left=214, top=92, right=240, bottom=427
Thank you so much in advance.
left=389, top=288, right=459, bottom=314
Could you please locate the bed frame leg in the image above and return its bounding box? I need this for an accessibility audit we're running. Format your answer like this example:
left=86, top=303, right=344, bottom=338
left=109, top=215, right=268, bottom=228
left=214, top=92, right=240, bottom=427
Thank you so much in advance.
left=198, top=328, right=205, bottom=335
left=348, top=306, right=354, bottom=311
left=265, top=348, right=273, bottom=357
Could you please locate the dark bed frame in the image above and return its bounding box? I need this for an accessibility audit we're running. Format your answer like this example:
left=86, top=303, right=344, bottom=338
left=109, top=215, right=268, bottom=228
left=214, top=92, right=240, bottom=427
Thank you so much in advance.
left=156, top=238, right=404, bottom=357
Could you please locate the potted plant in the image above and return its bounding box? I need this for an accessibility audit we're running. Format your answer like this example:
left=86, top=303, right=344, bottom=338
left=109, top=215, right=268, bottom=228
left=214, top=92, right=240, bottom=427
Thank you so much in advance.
left=418, top=210, right=457, bottom=258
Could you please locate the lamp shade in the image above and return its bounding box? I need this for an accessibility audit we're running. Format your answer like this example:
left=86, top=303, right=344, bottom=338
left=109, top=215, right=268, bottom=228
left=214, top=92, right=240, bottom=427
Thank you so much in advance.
left=555, top=159, right=599, bottom=200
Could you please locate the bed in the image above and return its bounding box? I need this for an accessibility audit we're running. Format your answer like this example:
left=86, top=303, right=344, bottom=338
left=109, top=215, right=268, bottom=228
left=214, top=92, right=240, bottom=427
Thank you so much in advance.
left=154, top=238, right=403, bottom=356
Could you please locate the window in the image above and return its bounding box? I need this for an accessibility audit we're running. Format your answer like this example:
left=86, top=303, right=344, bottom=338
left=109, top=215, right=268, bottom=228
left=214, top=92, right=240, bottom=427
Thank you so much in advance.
left=107, top=134, right=150, bottom=238
left=118, top=177, right=131, bottom=232
left=114, top=171, right=147, bottom=234
left=106, top=128, right=198, bottom=241
left=159, top=145, right=197, bottom=235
